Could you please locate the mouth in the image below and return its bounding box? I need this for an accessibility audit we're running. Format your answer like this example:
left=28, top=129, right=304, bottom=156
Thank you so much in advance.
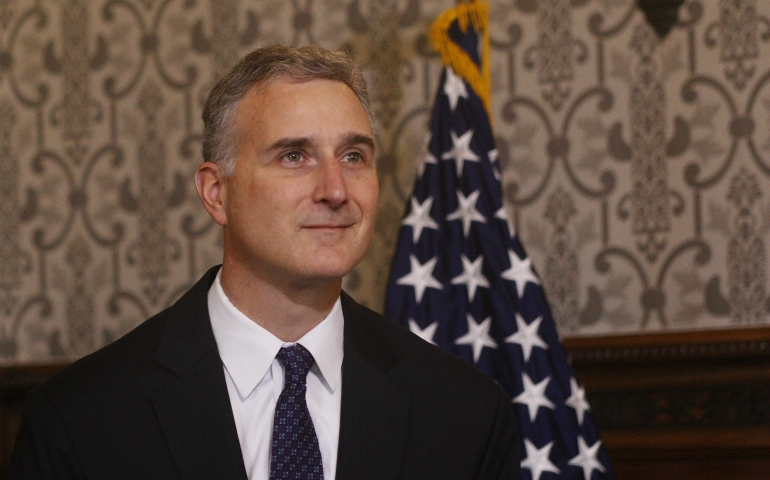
left=302, top=224, right=354, bottom=230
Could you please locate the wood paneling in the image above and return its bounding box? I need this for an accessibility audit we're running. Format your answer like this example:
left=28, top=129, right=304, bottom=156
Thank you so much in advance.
left=0, top=328, right=768, bottom=479
left=564, top=327, right=770, bottom=480
left=0, top=365, right=64, bottom=478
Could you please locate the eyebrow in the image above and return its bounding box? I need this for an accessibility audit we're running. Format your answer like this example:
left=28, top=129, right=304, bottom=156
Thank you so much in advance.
left=266, top=133, right=376, bottom=153
left=343, top=133, right=376, bottom=152
left=267, top=137, right=312, bottom=152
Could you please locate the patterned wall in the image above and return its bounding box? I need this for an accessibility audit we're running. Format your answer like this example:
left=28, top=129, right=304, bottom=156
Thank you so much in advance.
left=0, top=0, right=768, bottom=364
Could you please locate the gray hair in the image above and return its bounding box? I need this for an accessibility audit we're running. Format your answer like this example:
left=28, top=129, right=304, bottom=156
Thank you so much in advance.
left=202, top=45, right=374, bottom=176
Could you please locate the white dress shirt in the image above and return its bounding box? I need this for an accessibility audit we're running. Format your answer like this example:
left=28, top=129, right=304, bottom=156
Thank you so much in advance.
left=207, top=271, right=343, bottom=480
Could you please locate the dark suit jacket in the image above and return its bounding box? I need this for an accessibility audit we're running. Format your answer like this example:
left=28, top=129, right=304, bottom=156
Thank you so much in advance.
left=11, top=266, right=519, bottom=479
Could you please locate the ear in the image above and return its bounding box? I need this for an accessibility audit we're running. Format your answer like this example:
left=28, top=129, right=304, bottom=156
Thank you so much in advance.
left=195, top=162, right=228, bottom=226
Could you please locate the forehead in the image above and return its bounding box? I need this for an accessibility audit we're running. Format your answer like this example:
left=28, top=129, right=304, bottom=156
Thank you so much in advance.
left=234, top=77, right=372, bottom=144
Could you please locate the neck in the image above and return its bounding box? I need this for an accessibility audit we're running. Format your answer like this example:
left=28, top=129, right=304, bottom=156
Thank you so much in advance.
left=219, top=261, right=342, bottom=343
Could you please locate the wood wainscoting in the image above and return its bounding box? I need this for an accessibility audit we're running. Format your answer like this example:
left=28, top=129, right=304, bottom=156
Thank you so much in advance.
left=563, top=327, right=770, bottom=480
left=0, top=327, right=768, bottom=479
left=0, top=364, right=64, bottom=478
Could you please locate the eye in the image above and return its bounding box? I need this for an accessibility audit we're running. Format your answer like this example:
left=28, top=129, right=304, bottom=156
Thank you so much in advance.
left=344, top=151, right=363, bottom=163
left=282, top=151, right=302, bottom=163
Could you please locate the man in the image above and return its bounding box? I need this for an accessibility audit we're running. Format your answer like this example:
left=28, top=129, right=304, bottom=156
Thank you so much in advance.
left=11, top=45, right=519, bottom=480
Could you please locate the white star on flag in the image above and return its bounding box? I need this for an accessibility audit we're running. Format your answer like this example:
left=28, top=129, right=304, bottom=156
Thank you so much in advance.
left=454, top=314, right=497, bottom=363
left=396, top=255, right=443, bottom=304
left=505, top=314, right=548, bottom=362
left=451, top=254, right=490, bottom=302
left=568, top=437, right=606, bottom=480
left=446, top=189, right=486, bottom=238
left=402, top=196, right=439, bottom=243
left=488, top=148, right=501, bottom=181
left=442, top=129, right=480, bottom=177
left=521, top=439, right=561, bottom=480
left=565, top=377, right=591, bottom=426
left=501, top=249, right=540, bottom=297
left=513, top=373, right=555, bottom=422
left=494, top=206, right=516, bottom=237
left=418, top=132, right=438, bottom=178
left=408, top=318, right=438, bottom=345
left=443, top=66, right=468, bottom=111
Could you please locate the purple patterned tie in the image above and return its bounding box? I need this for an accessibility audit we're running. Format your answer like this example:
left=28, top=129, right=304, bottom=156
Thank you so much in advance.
left=270, top=344, right=324, bottom=480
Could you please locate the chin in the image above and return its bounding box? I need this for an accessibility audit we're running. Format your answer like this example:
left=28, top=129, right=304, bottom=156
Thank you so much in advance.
left=299, top=257, right=362, bottom=283
left=303, top=265, right=355, bottom=282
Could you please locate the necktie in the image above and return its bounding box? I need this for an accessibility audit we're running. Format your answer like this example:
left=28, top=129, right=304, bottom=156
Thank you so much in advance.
left=270, top=344, right=324, bottom=480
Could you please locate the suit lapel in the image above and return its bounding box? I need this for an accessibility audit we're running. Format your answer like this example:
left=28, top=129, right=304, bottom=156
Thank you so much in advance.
left=148, top=274, right=410, bottom=480
left=151, top=266, right=248, bottom=480
left=335, top=293, right=411, bottom=480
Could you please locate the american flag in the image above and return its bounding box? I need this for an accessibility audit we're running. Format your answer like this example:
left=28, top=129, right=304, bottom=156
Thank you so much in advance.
left=384, top=3, right=615, bottom=480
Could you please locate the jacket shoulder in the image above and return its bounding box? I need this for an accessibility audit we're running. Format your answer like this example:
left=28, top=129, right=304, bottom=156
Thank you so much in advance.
left=340, top=292, right=504, bottom=398
left=36, top=303, right=172, bottom=405
left=36, top=266, right=221, bottom=404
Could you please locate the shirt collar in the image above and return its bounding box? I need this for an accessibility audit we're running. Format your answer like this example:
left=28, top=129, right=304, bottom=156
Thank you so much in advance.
left=207, top=270, right=344, bottom=398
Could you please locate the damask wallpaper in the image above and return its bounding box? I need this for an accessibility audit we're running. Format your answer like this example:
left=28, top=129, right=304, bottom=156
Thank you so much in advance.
left=0, top=0, right=768, bottom=364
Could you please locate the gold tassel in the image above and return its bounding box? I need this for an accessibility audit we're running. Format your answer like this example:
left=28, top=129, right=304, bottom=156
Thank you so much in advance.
left=430, top=0, right=492, bottom=125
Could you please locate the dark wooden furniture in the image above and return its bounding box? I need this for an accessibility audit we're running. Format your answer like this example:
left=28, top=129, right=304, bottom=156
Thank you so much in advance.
left=0, top=327, right=768, bottom=479
left=564, top=327, right=770, bottom=480
left=0, top=365, right=64, bottom=478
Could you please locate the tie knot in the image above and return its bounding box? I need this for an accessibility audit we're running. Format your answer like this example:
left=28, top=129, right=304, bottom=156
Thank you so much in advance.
left=276, top=344, right=315, bottom=385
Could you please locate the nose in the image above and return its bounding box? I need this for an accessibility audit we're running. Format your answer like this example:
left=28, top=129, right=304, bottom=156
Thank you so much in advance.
left=313, top=158, right=348, bottom=208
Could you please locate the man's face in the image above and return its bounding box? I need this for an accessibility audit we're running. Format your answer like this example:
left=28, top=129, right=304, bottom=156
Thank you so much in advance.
left=217, top=77, right=378, bottom=288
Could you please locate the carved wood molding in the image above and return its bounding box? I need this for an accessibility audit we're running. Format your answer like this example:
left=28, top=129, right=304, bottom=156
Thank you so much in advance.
left=564, top=327, right=770, bottom=479
left=564, top=327, right=770, bottom=363
left=0, top=364, right=64, bottom=392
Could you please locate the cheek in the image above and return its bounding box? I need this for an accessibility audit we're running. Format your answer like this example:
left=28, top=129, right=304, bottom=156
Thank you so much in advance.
left=354, top=174, right=380, bottom=216
left=247, top=178, right=292, bottom=210
left=226, top=183, right=281, bottom=233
